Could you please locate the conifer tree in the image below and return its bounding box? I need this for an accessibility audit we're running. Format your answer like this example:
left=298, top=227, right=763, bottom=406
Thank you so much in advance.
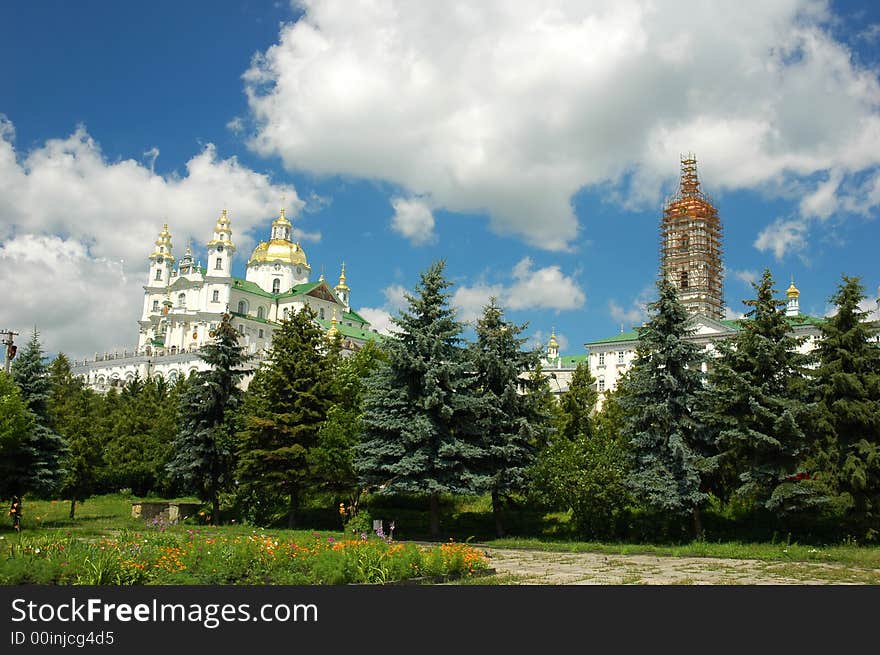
left=0, top=371, right=33, bottom=500
left=620, top=278, right=713, bottom=539
left=167, top=313, right=250, bottom=525
left=811, top=275, right=880, bottom=532
left=312, top=340, right=386, bottom=515
left=557, top=360, right=597, bottom=441
left=470, top=298, right=549, bottom=537
left=703, top=269, right=813, bottom=514
left=10, top=329, right=67, bottom=497
left=102, top=375, right=178, bottom=495
left=236, top=306, right=336, bottom=528
left=355, top=261, right=487, bottom=539
left=48, top=354, right=102, bottom=518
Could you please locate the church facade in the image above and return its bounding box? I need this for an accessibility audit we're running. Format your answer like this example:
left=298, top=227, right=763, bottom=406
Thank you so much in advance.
left=72, top=208, right=379, bottom=390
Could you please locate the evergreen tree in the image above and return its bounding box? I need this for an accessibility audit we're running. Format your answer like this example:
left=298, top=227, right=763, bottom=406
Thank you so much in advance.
left=355, top=261, right=488, bottom=539
left=0, top=371, right=33, bottom=500
left=620, top=278, right=713, bottom=539
left=102, top=375, right=179, bottom=496
left=48, top=354, right=102, bottom=518
left=557, top=360, right=597, bottom=441
left=811, top=275, right=880, bottom=533
left=470, top=298, right=550, bottom=537
left=312, top=340, right=386, bottom=515
left=236, top=306, right=336, bottom=528
left=10, top=329, right=67, bottom=497
left=167, top=314, right=250, bottom=525
left=703, top=269, right=813, bottom=514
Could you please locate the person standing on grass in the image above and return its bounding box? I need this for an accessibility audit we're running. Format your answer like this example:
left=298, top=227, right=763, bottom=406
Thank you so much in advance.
left=9, top=495, right=22, bottom=532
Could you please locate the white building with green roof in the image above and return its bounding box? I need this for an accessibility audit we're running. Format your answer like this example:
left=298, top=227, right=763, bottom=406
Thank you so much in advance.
left=584, top=282, right=837, bottom=409
left=72, top=209, right=381, bottom=390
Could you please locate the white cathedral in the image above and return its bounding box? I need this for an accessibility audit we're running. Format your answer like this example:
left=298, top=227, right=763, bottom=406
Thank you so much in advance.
left=72, top=208, right=379, bottom=390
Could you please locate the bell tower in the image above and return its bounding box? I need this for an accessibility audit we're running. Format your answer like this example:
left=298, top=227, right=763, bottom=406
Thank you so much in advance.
left=207, top=208, right=235, bottom=277
left=660, top=155, right=724, bottom=319
left=148, top=223, right=174, bottom=288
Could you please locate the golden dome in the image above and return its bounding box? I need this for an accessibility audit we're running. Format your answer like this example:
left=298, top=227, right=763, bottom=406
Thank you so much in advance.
left=548, top=329, right=558, bottom=349
left=335, top=263, right=350, bottom=292
left=247, top=239, right=310, bottom=268
left=786, top=280, right=800, bottom=298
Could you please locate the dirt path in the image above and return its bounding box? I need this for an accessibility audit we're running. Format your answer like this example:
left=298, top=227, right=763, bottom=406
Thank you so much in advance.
left=477, top=547, right=880, bottom=585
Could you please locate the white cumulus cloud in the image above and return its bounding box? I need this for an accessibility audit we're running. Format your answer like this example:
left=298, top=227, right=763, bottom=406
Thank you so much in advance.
left=243, top=0, right=880, bottom=252
left=390, top=196, right=436, bottom=245
left=0, top=120, right=306, bottom=357
left=452, top=257, right=584, bottom=323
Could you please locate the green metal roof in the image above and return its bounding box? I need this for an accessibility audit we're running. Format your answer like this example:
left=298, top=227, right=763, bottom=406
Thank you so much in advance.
left=587, top=329, right=640, bottom=345
left=231, top=278, right=276, bottom=298
left=587, top=314, right=826, bottom=346
left=316, top=318, right=383, bottom=342
left=560, top=354, right=588, bottom=366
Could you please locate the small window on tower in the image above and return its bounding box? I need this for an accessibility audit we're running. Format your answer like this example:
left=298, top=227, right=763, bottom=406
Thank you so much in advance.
left=152, top=300, right=159, bottom=312
left=215, top=257, right=222, bottom=270
left=680, top=270, right=689, bottom=289
left=155, top=269, right=162, bottom=281
left=272, top=279, right=280, bottom=294
left=212, top=290, right=219, bottom=303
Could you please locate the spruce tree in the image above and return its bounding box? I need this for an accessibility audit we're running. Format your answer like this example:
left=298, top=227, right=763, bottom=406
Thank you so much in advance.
left=620, top=278, right=713, bottom=539
left=355, top=260, right=487, bottom=539
left=703, top=269, right=813, bottom=514
left=557, top=360, right=598, bottom=441
left=312, top=340, right=386, bottom=516
left=811, top=275, right=880, bottom=533
left=167, top=313, right=250, bottom=525
left=103, top=375, right=178, bottom=495
left=48, top=354, right=102, bottom=519
left=470, top=298, right=549, bottom=537
left=10, top=329, right=67, bottom=497
left=236, top=306, right=336, bottom=528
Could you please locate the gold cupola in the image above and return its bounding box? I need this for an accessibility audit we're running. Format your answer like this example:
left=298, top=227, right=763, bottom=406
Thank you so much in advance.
left=786, top=280, right=800, bottom=299
left=207, top=209, right=235, bottom=250
left=150, top=223, right=174, bottom=262
left=247, top=208, right=311, bottom=270
left=335, top=263, right=350, bottom=293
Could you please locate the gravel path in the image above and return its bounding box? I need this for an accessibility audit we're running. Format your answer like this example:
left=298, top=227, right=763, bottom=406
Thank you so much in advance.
left=477, top=547, right=880, bottom=585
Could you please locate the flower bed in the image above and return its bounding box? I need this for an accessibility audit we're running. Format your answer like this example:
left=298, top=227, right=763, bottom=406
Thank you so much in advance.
left=0, top=529, right=491, bottom=585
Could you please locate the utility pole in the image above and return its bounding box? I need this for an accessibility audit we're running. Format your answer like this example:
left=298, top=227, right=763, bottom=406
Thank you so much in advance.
left=2, top=329, right=19, bottom=374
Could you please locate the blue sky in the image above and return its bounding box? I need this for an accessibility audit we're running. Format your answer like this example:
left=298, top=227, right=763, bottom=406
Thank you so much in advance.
left=2, top=0, right=880, bottom=359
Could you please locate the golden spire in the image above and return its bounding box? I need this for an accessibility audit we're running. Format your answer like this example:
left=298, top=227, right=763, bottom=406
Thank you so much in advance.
left=151, top=223, right=174, bottom=261
left=786, top=276, right=800, bottom=299
left=335, top=262, right=350, bottom=291
left=327, top=308, right=340, bottom=339
left=679, top=153, right=701, bottom=197
left=548, top=327, right=558, bottom=349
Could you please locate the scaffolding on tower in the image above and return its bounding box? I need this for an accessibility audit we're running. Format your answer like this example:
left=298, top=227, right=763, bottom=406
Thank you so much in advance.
left=659, top=154, right=724, bottom=320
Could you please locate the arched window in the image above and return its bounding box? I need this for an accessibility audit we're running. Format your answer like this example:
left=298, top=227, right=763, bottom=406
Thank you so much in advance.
left=272, top=279, right=280, bottom=294
left=283, top=308, right=291, bottom=319
left=319, top=308, right=325, bottom=320
left=237, top=300, right=248, bottom=315
left=257, top=306, right=265, bottom=319
left=212, top=290, right=219, bottom=303
left=215, top=257, right=223, bottom=270
left=155, top=269, right=162, bottom=281
left=177, top=293, right=186, bottom=308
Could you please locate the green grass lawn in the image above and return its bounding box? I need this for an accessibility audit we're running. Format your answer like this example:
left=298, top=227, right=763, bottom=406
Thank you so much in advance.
left=3, top=494, right=879, bottom=577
